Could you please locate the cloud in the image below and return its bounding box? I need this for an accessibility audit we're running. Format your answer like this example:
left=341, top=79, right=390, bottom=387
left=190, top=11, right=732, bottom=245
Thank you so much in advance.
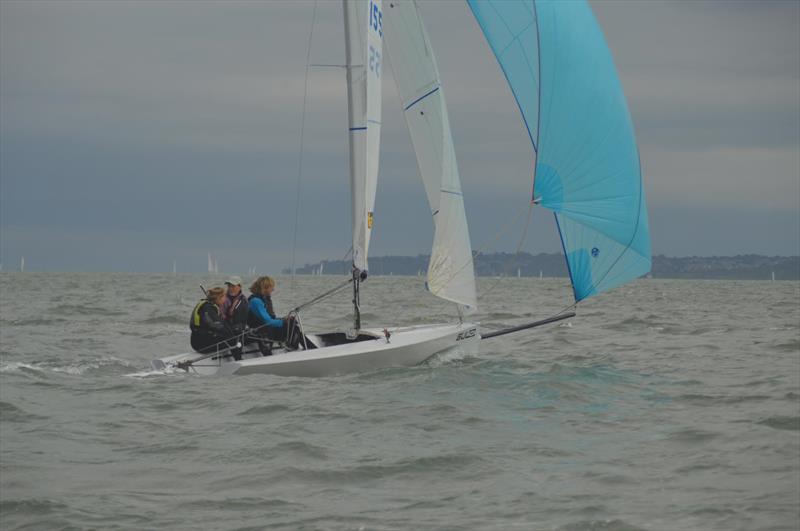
left=1, top=0, right=798, bottom=272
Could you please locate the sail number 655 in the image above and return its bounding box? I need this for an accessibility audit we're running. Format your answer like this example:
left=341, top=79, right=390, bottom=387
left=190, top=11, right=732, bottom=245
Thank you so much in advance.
left=369, top=1, right=383, bottom=37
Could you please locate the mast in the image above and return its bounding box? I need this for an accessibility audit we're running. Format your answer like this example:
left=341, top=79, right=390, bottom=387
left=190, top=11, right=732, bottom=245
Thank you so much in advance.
left=344, top=0, right=383, bottom=330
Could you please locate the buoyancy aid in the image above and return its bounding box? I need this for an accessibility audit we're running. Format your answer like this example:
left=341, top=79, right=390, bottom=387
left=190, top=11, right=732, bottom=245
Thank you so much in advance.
left=247, top=294, right=279, bottom=328
left=190, top=300, right=223, bottom=332
left=247, top=294, right=262, bottom=328
left=223, top=292, right=249, bottom=331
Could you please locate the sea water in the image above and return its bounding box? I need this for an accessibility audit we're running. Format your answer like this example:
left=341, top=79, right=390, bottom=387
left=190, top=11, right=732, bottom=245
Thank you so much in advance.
left=0, top=273, right=798, bottom=531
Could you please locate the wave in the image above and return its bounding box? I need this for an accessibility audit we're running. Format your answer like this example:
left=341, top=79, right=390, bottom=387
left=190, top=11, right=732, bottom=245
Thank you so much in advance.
left=0, top=498, right=69, bottom=515
left=556, top=519, right=648, bottom=531
left=271, top=453, right=487, bottom=484
left=756, top=416, right=800, bottom=431
left=179, top=496, right=302, bottom=512
left=266, top=441, right=329, bottom=460
left=770, top=339, right=800, bottom=353
left=0, top=400, right=47, bottom=422
left=424, top=345, right=472, bottom=367
left=48, top=304, right=127, bottom=317
left=138, top=315, right=187, bottom=326
left=238, top=404, right=293, bottom=415
left=676, top=393, right=772, bottom=406
left=1, top=356, right=137, bottom=377
left=602, top=316, right=653, bottom=332
left=0, top=361, right=43, bottom=374
left=666, top=427, right=721, bottom=443
left=123, top=367, right=184, bottom=378
left=1, top=317, right=70, bottom=326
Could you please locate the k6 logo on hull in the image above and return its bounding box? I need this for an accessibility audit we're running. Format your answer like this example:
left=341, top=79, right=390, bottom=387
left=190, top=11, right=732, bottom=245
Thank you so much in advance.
left=456, top=328, right=477, bottom=341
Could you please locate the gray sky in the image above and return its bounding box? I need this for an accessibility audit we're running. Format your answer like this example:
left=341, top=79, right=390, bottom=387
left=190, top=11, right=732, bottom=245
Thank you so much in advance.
left=1, top=0, right=798, bottom=273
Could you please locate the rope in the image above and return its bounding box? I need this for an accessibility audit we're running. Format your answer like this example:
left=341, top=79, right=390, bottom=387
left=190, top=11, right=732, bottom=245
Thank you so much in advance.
left=289, top=0, right=319, bottom=299
left=477, top=201, right=535, bottom=300
left=428, top=199, right=534, bottom=303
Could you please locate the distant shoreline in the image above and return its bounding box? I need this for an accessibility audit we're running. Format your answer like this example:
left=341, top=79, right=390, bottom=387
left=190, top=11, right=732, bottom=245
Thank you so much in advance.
left=285, top=252, right=800, bottom=281
left=1, top=253, right=797, bottom=280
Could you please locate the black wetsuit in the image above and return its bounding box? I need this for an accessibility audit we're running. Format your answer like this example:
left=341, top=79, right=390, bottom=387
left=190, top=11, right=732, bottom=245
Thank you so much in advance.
left=189, top=300, right=234, bottom=354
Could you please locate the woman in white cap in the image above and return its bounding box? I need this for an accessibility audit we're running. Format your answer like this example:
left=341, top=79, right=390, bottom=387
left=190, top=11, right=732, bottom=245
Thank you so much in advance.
left=222, top=275, right=249, bottom=333
left=221, top=275, right=249, bottom=360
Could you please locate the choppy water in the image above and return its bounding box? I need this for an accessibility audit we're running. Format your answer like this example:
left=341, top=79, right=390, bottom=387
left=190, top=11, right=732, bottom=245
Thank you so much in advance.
left=0, top=273, right=798, bottom=531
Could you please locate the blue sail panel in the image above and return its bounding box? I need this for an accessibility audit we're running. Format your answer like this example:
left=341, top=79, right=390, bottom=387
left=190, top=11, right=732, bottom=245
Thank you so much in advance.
left=556, top=194, right=650, bottom=301
left=469, top=0, right=651, bottom=301
left=466, top=0, right=539, bottom=150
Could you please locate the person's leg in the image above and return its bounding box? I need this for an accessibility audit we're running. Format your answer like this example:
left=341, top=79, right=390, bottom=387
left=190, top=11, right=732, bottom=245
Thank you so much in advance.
left=265, top=323, right=288, bottom=343
left=191, top=332, right=217, bottom=354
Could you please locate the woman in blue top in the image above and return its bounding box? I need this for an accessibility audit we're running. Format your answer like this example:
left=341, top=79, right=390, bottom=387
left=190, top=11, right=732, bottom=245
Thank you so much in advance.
left=248, top=276, right=290, bottom=345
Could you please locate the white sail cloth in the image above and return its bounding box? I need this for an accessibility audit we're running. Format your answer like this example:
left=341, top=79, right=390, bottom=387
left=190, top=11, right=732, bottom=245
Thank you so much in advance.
left=384, top=0, right=477, bottom=312
left=344, top=0, right=383, bottom=272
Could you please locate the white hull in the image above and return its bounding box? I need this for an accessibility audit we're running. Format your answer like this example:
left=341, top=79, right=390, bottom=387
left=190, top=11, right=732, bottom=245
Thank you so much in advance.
left=152, top=322, right=479, bottom=378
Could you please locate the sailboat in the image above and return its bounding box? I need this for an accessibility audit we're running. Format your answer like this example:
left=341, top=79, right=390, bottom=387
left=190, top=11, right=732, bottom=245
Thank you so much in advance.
left=152, top=0, right=650, bottom=377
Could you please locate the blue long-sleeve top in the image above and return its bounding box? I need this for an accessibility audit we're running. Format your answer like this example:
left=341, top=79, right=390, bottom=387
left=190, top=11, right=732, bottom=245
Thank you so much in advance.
left=249, top=297, right=284, bottom=328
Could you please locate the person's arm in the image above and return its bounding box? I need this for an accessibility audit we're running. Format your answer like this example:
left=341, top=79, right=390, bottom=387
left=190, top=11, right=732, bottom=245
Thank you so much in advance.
left=249, top=297, right=284, bottom=328
left=201, top=306, right=228, bottom=333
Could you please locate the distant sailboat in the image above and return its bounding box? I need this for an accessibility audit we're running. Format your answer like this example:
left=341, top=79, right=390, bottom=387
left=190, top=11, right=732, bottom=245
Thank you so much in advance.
left=517, top=268, right=521, bottom=278
left=539, top=270, right=543, bottom=279
left=772, top=271, right=775, bottom=282
left=207, top=253, right=214, bottom=273
left=319, top=262, right=324, bottom=276
left=20, top=256, right=25, bottom=273
left=173, top=260, right=177, bottom=276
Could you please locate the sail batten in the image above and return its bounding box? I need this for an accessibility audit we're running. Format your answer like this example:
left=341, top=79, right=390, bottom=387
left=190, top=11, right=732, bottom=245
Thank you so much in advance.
left=468, top=0, right=651, bottom=302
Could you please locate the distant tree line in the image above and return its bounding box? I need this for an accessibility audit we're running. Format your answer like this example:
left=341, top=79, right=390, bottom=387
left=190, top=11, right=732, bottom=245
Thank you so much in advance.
left=283, top=252, right=800, bottom=280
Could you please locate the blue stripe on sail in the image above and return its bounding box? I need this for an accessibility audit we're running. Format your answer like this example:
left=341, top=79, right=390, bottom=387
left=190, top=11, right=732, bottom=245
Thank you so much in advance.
left=404, top=86, right=440, bottom=111
left=441, top=189, right=463, bottom=196
left=553, top=212, right=578, bottom=300
left=349, top=127, right=367, bottom=131
left=469, top=0, right=651, bottom=302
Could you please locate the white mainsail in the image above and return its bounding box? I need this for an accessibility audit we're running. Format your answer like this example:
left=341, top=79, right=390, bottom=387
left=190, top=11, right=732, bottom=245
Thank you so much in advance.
left=344, top=0, right=383, bottom=273
left=383, top=0, right=477, bottom=312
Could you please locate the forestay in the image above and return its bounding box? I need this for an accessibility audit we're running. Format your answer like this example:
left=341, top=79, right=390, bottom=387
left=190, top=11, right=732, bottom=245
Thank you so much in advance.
left=384, top=0, right=477, bottom=312
left=344, top=0, right=384, bottom=272
left=468, top=0, right=651, bottom=301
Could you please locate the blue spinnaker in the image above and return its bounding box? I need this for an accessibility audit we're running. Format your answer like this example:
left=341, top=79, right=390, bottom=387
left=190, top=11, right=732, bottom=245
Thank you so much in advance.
left=468, top=0, right=651, bottom=302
